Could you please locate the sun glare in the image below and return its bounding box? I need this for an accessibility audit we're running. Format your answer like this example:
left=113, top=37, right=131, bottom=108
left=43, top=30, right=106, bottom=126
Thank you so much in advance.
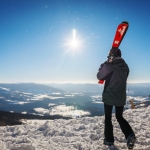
left=65, top=29, right=83, bottom=53
left=70, top=39, right=79, bottom=48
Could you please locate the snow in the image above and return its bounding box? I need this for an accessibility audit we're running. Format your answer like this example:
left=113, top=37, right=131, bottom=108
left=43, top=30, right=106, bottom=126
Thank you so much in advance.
left=33, top=105, right=90, bottom=117
left=21, top=112, right=27, bottom=114
left=0, top=86, right=10, bottom=91
left=0, top=106, right=150, bottom=150
left=34, top=108, right=50, bottom=115
left=32, top=94, right=65, bottom=100
left=14, top=102, right=31, bottom=105
left=49, top=105, right=90, bottom=117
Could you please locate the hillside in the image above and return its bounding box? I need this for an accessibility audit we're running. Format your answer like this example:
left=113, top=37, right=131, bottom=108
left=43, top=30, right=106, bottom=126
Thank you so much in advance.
left=0, top=110, right=71, bottom=126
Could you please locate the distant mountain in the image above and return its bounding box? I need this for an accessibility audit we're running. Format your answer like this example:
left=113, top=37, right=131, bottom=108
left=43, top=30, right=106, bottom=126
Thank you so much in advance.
left=0, top=83, right=63, bottom=94
left=127, top=83, right=150, bottom=96
left=1, top=82, right=149, bottom=96
left=0, top=83, right=65, bottom=114
left=48, top=83, right=150, bottom=97
left=48, top=83, right=104, bottom=94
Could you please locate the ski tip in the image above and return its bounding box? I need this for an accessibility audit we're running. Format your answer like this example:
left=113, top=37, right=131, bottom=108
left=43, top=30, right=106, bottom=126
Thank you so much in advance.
left=122, top=21, right=129, bottom=25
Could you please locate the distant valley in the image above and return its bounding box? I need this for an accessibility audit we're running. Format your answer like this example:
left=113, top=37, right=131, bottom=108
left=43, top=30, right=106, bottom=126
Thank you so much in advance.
left=0, top=83, right=150, bottom=118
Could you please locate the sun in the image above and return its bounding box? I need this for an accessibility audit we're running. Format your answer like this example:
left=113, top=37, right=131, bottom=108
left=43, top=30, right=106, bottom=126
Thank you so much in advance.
left=65, top=29, right=83, bottom=53
left=69, top=38, right=80, bottom=49
left=68, top=29, right=80, bottom=49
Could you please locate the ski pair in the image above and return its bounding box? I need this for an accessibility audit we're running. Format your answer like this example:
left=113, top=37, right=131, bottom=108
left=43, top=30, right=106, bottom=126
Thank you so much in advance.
left=98, top=21, right=129, bottom=84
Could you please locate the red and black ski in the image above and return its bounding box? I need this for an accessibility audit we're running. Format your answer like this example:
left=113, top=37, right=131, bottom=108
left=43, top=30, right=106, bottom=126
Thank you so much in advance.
left=98, top=21, right=129, bottom=84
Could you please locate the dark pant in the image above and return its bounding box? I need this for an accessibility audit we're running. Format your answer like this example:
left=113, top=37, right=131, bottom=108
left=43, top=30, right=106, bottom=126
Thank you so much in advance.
left=104, top=103, right=134, bottom=142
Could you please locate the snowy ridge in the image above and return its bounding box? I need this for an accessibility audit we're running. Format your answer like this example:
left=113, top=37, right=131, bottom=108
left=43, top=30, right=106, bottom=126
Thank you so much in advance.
left=0, top=106, right=150, bottom=150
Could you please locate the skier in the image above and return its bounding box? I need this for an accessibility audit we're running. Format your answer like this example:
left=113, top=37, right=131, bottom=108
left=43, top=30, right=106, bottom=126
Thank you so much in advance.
left=97, top=48, right=136, bottom=149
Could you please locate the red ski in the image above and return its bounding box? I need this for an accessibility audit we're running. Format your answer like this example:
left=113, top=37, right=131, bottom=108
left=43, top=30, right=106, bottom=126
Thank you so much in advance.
left=98, top=21, right=129, bottom=84
left=112, top=21, right=129, bottom=48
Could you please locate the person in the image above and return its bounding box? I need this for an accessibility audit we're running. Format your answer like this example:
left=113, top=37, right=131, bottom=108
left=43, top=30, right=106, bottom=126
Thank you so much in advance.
left=97, top=48, right=136, bottom=149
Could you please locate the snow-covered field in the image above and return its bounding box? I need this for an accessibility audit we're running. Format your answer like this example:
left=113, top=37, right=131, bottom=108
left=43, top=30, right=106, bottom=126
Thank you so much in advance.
left=0, top=106, right=150, bottom=150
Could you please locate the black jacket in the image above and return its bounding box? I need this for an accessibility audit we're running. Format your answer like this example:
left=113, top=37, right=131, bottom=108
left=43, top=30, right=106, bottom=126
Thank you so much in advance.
left=97, top=57, right=129, bottom=106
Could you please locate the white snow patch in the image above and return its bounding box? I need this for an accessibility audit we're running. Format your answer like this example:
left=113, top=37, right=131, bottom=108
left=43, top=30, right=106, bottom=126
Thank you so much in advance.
left=64, top=94, right=75, bottom=97
left=51, top=92, right=61, bottom=95
left=92, top=101, right=103, bottom=104
left=14, top=101, right=30, bottom=105
left=48, top=103, right=56, bottom=107
left=31, top=94, right=65, bottom=101
left=49, top=105, right=90, bottom=118
left=21, top=112, right=27, bottom=114
left=0, top=105, right=150, bottom=149
left=0, top=86, right=10, bottom=91
left=34, top=108, right=49, bottom=115
left=49, top=96, right=65, bottom=100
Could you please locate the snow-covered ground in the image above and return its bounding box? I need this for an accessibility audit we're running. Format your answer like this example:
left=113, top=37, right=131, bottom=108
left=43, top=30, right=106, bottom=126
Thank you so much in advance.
left=0, top=106, right=150, bottom=150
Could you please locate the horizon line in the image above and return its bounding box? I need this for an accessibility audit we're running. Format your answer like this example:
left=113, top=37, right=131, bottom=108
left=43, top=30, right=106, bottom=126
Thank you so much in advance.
left=0, top=82, right=150, bottom=84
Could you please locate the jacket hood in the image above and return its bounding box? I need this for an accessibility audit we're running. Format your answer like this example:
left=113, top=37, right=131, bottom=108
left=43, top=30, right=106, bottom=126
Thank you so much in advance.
left=112, top=57, right=129, bottom=71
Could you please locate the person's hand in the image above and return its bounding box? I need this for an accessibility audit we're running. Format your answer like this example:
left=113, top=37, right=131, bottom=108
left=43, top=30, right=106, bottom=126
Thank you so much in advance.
left=98, top=61, right=107, bottom=71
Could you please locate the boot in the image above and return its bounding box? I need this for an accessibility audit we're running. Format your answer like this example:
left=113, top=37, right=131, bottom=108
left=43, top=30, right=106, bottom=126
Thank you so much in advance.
left=127, top=133, right=136, bottom=150
left=103, top=139, right=114, bottom=146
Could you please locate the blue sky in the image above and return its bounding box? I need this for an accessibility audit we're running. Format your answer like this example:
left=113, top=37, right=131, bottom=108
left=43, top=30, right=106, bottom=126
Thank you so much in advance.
left=0, top=0, right=150, bottom=83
